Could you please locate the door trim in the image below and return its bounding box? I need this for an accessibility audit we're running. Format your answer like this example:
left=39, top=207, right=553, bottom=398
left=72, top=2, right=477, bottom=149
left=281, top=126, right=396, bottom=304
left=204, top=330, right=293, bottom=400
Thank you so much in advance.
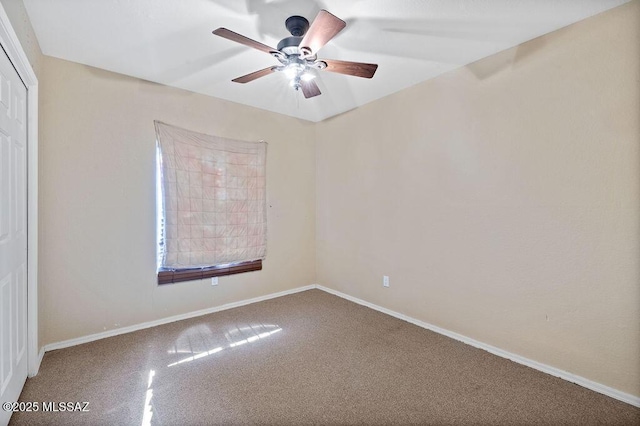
left=0, top=4, right=39, bottom=377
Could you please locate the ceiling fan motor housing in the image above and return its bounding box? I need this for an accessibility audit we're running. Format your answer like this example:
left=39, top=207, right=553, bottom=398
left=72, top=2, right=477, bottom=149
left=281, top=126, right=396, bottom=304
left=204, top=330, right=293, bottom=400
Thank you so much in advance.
left=277, top=36, right=303, bottom=55
left=278, top=15, right=310, bottom=55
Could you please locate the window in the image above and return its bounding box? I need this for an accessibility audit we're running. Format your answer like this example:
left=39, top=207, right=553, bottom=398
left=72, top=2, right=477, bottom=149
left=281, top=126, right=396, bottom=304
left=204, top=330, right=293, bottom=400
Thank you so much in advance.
left=155, top=122, right=267, bottom=284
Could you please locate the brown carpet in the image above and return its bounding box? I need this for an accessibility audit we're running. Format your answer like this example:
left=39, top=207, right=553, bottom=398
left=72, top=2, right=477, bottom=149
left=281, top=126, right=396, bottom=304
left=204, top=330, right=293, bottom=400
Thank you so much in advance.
left=10, top=289, right=640, bottom=425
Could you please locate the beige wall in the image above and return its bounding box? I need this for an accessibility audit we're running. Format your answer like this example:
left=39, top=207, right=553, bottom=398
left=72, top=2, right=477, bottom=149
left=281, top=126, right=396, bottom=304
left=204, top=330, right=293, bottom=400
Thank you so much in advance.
left=39, top=56, right=316, bottom=345
left=316, top=1, right=639, bottom=397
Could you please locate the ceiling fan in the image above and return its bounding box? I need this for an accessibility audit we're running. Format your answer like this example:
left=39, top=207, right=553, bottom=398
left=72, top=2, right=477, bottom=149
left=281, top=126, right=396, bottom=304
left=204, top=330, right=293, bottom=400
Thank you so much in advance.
left=212, top=10, right=378, bottom=99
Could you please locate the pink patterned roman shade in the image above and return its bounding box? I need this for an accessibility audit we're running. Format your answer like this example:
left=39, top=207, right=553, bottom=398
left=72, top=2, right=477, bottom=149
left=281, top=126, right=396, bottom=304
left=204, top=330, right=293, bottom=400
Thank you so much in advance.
left=155, top=121, right=267, bottom=270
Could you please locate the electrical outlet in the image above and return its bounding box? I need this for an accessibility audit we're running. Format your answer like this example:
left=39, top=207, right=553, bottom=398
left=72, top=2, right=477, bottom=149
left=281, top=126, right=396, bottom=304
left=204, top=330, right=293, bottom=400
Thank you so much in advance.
left=383, top=275, right=389, bottom=288
left=211, top=277, right=219, bottom=286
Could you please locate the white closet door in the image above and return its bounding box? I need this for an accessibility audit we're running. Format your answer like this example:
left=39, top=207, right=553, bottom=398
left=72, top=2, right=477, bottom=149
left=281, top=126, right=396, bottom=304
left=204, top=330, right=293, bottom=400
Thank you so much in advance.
left=0, top=45, right=28, bottom=426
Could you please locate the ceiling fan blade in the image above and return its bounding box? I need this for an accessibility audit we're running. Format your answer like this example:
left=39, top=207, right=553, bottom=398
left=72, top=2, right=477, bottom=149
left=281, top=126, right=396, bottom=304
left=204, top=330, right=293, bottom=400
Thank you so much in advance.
left=213, top=28, right=276, bottom=54
left=299, top=10, right=346, bottom=56
left=232, top=67, right=276, bottom=83
left=300, top=80, right=321, bottom=98
left=322, top=59, right=378, bottom=79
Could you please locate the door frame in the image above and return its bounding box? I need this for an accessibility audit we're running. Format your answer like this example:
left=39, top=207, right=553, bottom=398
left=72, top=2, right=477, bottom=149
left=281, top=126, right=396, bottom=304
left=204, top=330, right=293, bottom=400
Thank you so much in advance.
left=0, top=4, right=40, bottom=376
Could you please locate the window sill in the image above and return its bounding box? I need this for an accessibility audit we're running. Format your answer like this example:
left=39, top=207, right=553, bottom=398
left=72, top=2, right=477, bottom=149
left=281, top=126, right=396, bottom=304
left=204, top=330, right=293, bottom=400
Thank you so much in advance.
left=157, top=259, right=262, bottom=285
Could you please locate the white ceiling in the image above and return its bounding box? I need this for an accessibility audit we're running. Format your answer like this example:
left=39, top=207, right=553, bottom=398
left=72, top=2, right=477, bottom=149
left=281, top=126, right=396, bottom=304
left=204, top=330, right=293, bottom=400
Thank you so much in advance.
left=23, top=0, right=628, bottom=122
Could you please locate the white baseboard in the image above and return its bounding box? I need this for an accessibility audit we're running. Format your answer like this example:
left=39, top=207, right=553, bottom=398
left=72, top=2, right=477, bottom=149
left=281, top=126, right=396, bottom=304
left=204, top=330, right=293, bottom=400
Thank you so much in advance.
left=315, top=284, right=640, bottom=408
left=27, top=346, right=44, bottom=377
left=44, top=284, right=316, bottom=352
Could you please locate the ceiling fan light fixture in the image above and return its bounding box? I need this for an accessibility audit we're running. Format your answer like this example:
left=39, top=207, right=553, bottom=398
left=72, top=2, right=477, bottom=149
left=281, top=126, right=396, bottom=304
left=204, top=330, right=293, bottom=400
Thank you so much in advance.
left=300, top=72, right=315, bottom=82
left=283, top=63, right=303, bottom=79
